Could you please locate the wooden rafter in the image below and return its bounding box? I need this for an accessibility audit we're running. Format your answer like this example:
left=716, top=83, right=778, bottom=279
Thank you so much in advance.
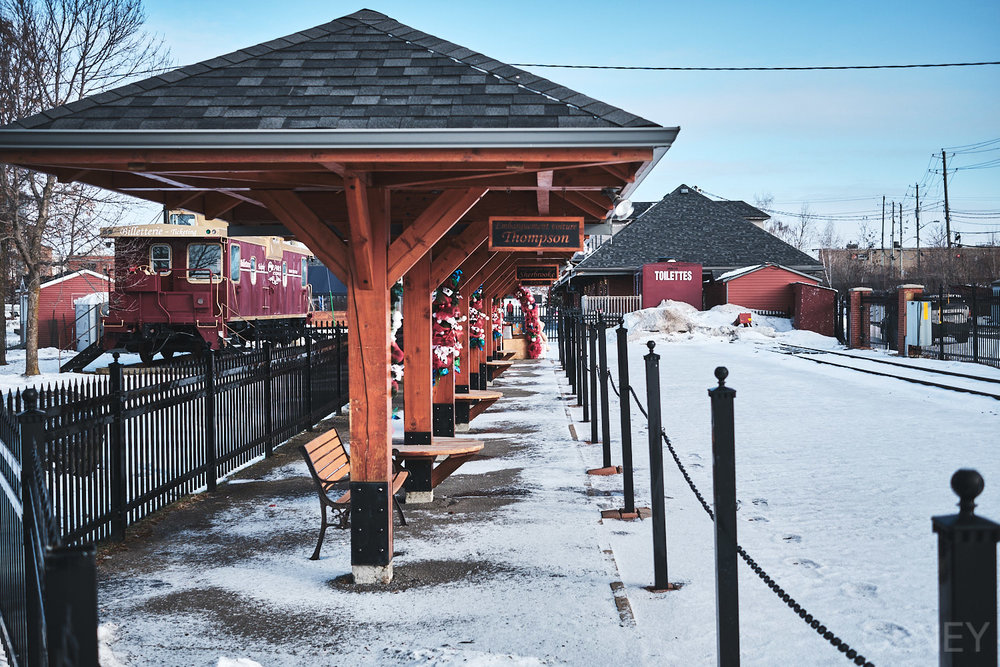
left=256, top=190, right=350, bottom=282
left=556, top=191, right=609, bottom=219
left=536, top=170, right=553, bottom=215
left=428, top=219, right=489, bottom=287
left=387, top=187, right=487, bottom=284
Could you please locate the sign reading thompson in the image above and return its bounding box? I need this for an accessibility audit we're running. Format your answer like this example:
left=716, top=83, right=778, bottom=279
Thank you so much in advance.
left=516, top=265, right=560, bottom=284
left=488, top=217, right=584, bottom=252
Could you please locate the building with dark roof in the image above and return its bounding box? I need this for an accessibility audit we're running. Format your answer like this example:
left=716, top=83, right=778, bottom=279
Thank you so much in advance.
left=557, top=184, right=823, bottom=304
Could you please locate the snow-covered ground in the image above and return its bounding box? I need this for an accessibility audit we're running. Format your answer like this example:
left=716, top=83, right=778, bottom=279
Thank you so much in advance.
left=0, top=346, right=141, bottom=396
left=584, top=302, right=999, bottom=664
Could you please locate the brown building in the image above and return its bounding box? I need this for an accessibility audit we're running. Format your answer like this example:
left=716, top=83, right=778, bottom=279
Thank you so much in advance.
left=819, top=246, right=1000, bottom=290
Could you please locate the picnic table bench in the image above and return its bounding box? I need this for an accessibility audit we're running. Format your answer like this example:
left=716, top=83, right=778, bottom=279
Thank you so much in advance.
left=300, top=428, right=407, bottom=560
left=486, top=359, right=514, bottom=381
left=392, top=436, right=485, bottom=503
left=454, top=389, right=503, bottom=430
left=496, top=350, right=516, bottom=360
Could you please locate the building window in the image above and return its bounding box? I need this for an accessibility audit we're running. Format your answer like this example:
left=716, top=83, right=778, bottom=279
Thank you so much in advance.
left=150, top=244, right=171, bottom=274
left=230, top=243, right=241, bottom=282
left=301, top=257, right=307, bottom=284
left=188, top=243, right=222, bottom=282
left=250, top=256, right=257, bottom=285
left=282, top=260, right=288, bottom=287
left=168, top=212, right=197, bottom=226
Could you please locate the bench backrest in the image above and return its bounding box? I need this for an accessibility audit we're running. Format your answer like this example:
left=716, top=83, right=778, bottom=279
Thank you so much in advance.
left=301, top=429, right=350, bottom=486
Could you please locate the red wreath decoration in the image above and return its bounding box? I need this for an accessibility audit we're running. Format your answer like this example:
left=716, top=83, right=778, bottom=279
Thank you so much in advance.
left=432, top=271, right=465, bottom=383
left=515, top=283, right=544, bottom=359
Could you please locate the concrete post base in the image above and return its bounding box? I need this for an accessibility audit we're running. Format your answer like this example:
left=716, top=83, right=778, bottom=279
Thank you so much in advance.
left=455, top=423, right=470, bottom=433
left=405, top=490, right=434, bottom=504
left=352, top=563, right=393, bottom=585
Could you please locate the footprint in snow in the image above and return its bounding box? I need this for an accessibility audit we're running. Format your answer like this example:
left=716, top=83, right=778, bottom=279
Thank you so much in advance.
left=787, top=558, right=821, bottom=570
left=781, top=534, right=801, bottom=543
left=752, top=497, right=769, bottom=508
left=841, top=582, right=878, bottom=599
left=865, top=621, right=911, bottom=643
left=745, top=516, right=769, bottom=523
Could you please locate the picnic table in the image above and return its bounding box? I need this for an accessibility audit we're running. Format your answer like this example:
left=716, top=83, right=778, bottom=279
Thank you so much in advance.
left=392, top=436, right=485, bottom=503
left=485, top=359, right=514, bottom=382
left=454, top=389, right=503, bottom=430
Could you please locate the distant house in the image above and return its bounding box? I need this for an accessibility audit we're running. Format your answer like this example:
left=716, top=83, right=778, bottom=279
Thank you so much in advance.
left=24, top=270, right=110, bottom=349
left=704, top=263, right=822, bottom=313
left=557, top=184, right=823, bottom=307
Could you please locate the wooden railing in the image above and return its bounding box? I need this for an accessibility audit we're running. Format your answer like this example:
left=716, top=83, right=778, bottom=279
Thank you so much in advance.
left=580, top=295, right=641, bottom=317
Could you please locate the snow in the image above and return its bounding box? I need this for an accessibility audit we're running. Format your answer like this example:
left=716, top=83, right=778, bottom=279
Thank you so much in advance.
left=0, top=347, right=140, bottom=396
left=74, top=292, right=109, bottom=305
left=716, top=264, right=763, bottom=281
left=73, top=301, right=1000, bottom=664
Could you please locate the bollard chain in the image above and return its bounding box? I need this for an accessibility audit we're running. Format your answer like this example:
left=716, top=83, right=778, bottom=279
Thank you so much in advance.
left=615, top=370, right=875, bottom=666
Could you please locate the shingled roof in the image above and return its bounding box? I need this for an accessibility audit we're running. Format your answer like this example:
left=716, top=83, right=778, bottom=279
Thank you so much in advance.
left=574, top=185, right=822, bottom=275
left=5, top=9, right=658, bottom=131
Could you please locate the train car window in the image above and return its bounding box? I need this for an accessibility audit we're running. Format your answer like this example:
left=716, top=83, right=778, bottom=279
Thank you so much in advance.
left=230, top=244, right=241, bottom=282
left=301, top=257, right=308, bottom=285
left=282, top=260, right=288, bottom=287
left=250, top=256, right=257, bottom=285
left=168, top=212, right=196, bottom=226
left=188, top=243, right=222, bottom=282
left=150, top=244, right=171, bottom=274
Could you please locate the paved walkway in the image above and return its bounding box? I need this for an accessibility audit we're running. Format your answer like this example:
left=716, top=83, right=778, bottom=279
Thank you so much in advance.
left=96, top=357, right=671, bottom=666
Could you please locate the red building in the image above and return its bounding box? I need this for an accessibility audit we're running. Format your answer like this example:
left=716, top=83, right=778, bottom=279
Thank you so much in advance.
left=705, top=264, right=820, bottom=314
left=33, top=270, right=110, bottom=349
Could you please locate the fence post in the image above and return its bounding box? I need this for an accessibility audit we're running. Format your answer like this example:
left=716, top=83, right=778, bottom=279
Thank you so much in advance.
left=709, top=367, right=740, bottom=666
left=305, top=335, right=314, bottom=428
left=932, top=469, right=999, bottom=666
left=335, top=322, right=344, bottom=415
left=108, top=354, right=126, bottom=542
left=579, top=320, right=589, bottom=419
left=939, top=284, right=946, bottom=361
left=568, top=313, right=577, bottom=390
left=589, top=322, right=599, bottom=443
left=644, top=341, right=670, bottom=590
left=597, top=315, right=612, bottom=468
left=263, top=342, right=274, bottom=458
left=971, top=288, right=980, bottom=364
left=617, top=320, right=635, bottom=513
left=205, top=351, right=218, bottom=492
left=18, top=388, right=46, bottom=666
left=558, top=310, right=565, bottom=369
left=44, top=545, right=98, bottom=667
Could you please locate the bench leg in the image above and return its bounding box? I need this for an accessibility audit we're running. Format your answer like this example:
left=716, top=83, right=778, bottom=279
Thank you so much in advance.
left=310, top=503, right=330, bottom=561
left=393, top=496, right=407, bottom=527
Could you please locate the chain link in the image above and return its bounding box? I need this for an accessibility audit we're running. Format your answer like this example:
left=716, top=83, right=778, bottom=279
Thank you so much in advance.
left=603, top=368, right=874, bottom=666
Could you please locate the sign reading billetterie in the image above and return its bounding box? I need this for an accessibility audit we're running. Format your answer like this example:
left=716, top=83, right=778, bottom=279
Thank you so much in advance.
left=516, top=265, right=560, bottom=284
left=488, top=217, right=584, bottom=252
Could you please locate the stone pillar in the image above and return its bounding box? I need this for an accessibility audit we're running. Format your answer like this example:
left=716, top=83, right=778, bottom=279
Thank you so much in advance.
left=897, top=284, right=924, bottom=356
left=848, top=287, right=873, bottom=349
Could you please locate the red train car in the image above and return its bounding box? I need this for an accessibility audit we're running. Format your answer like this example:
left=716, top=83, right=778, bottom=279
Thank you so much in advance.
left=103, top=211, right=313, bottom=362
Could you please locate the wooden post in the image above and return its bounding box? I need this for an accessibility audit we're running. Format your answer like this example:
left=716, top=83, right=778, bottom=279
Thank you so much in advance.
left=344, top=182, right=394, bottom=585
left=403, top=255, right=433, bottom=446
left=455, top=280, right=475, bottom=431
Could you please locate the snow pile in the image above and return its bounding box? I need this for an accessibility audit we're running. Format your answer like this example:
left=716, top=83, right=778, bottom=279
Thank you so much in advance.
left=622, top=300, right=841, bottom=349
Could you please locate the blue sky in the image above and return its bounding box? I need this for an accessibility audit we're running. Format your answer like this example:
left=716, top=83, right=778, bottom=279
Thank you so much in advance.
left=142, top=1, right=1000, bottom=246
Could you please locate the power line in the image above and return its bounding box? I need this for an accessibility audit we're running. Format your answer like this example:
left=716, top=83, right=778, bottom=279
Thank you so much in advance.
left=510, top=61, right=1000, bottom=71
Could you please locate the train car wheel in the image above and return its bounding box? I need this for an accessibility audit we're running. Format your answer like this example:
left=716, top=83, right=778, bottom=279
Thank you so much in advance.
left=139, top=344, right=155, bottom=365
left=161, top=349, right=175, bottom=360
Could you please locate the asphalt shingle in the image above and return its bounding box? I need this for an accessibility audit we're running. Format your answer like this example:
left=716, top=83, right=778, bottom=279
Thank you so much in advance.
left=4, top=9, right=659, bottom=131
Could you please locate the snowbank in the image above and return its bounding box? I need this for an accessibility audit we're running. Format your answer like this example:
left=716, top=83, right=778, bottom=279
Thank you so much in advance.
left=623, top=300, right=839, bottom=349
left=74, top=292, right=109, bottom=306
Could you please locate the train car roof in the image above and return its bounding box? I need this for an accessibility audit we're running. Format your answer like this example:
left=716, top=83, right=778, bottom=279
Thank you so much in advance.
left=101, top=223, right=314, bottom=257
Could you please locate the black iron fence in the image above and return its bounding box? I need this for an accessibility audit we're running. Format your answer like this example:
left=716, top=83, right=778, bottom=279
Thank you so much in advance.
left=506, top=304, right=561, bottom=340
left=0, top=325, right=348, bottom=665
left=914, top=287, right=1000, bottom=368
left=859, top=291, right=898, bottom=352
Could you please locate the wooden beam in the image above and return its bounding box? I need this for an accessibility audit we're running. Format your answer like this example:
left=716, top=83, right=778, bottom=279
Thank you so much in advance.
left=344, top=175, right=375, bottom=290
left=256, top=191, right=350, bottom=283
left=454, top=248, right=494, bottom=286
left=203, top=192, right=242, bottom=220
left=536, top=171, right=553, bottom=215
left=387, top=187, right=487, bottom=285
left=403, top=254, right=433, bottom=441
left=429, top=219, right=489, bottom=287
left=556, top=191, right=609, bottom=219
left=599, top=163, right=635, bottom=182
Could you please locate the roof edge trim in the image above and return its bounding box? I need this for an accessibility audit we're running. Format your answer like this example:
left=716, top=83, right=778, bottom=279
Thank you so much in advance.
left=0, top=127, right=679, bottom=151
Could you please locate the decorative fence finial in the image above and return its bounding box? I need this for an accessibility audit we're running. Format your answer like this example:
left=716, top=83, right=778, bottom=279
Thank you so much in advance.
left=646, top=340, right=656, bottom=353
left=715, top=366, right=729, bottom=387
left=951, top=468, right=984, bottom=517
left=23, top=387, right=38, bottom=410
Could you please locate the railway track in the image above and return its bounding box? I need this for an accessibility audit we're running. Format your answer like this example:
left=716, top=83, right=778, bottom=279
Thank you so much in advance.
left=778, top=343, right=1000, bottom=400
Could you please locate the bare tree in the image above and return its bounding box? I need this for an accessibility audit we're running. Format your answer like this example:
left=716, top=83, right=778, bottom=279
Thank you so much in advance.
left=0, top=0, right=168, bottom=374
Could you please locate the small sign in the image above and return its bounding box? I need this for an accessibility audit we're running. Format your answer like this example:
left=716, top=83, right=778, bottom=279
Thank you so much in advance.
left=488, top=217, right=584, bottom=252
left=516, top=265, right=560, bottom=284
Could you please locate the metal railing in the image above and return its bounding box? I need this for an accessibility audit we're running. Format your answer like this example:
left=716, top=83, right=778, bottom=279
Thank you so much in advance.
left=580, top=295, right=641, bottom=318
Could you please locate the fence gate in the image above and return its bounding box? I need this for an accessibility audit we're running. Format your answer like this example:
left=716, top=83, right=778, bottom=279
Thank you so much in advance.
left=860, top=291, right=898, bottom=351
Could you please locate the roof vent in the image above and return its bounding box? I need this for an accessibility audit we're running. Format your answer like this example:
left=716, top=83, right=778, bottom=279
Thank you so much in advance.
left=679, top=187, right=689, bottom=194
left=657, top=257, right=677, bottom=263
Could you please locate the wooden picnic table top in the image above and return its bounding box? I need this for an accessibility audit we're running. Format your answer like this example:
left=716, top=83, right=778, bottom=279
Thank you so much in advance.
left=454, top=389, right=503, bottom=401
left=392, top=437, right=484, bottom=458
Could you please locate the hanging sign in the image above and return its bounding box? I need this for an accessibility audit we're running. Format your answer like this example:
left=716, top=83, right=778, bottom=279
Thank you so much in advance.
left=488, top=217, right=584, bottom=252
left=516, top=264, right=560, bottom=284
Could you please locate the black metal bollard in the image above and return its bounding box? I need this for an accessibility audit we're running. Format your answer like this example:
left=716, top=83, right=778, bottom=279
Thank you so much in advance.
left=567, top=313, right=577, bottom=391
left=617, top=320, right=635, bottom=513
left=558, top=310, right=566, bottom=369
left=709, top=367, right=740, bottom=667
left=589, top=322, right=599, bottom=443
left=580, top=319, right=589, bottom=420
left=932, top=469, right=999, bottom=666
left=597, top=315, right=612, bottom=466
left=644, top=341, right=669, bottom=589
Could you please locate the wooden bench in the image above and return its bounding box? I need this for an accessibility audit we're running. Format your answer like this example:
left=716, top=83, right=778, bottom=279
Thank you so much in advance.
left=454, top=389, right=503, bottom=428
left=486, top=359, right=514, bottom=381
left=497, top=350, right=516, bottom=360
left=392, top=437, right=485, bottom=503
left=300, top=428, right=408, bottom=560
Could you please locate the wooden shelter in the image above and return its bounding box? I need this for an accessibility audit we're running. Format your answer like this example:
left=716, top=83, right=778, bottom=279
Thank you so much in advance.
left=0, top=9, right=677, bottom=583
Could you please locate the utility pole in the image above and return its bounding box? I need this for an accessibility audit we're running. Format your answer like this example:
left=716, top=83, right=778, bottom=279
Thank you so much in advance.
left=942, top=150, right=952, bottom=248
left=890, top=201, right=896, bottom=279
left=881, top=195, right=886, bottom=267
left=915, top=184, right=921, bottom=274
